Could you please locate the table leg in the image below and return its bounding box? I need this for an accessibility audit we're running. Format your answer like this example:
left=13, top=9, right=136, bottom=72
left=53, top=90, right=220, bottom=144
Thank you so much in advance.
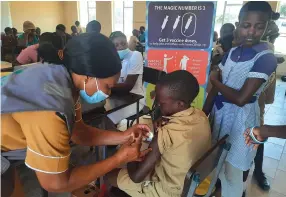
left=98, top=145, right=107, bottom=187
left=136, top=101, right=139, bottom=124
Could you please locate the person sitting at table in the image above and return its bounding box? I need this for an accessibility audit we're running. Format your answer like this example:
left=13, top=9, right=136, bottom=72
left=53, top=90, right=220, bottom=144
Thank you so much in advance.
left=1, top=33, right=152, bottom=197
left=1, top=28, right=17, bottom=62
left=18, top=21, right=39, bottom=47
left=4, top=27, right=13, bottom=36
left=108, top=31, right=145, bottom=125
left=86, top=20, right=101, bottom=33
left=15, top=32, right=63, bottom=65
left=55, top=24, right=72, bottom=47
left=105, top=70, right=211, bottom=197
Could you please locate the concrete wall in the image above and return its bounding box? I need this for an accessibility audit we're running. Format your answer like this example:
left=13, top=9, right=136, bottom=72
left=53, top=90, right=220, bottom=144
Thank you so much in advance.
left=9, top=1, right=65, bottom=33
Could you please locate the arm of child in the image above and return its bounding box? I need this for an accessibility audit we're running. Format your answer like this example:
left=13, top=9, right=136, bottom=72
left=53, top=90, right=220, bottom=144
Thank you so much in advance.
left=127, top=134, right=161, bottom=183
left=211, top=52, right=277, bottom=107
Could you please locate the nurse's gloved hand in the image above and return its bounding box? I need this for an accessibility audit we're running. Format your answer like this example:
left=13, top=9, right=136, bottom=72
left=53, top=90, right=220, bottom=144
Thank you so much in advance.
left=115, top=132, right=152, bottom=164
left=123, top=124, right=151, bottom=142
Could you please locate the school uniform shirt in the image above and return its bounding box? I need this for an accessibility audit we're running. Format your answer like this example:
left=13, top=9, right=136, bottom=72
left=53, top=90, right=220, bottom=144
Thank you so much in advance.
left=16, top=44, right=39, bottom=65
left=107, top=51, right=145, bottom=124
left=1, top=99, right=82, bottom=174
left=210, top=42, right=277, bottom=171
left=117, top=107, right=211, bottom=197
left=1, top=111, right=71, bottom=173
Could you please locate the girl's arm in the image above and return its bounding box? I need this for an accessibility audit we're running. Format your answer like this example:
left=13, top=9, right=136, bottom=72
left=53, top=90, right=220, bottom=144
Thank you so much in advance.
left=203, top=86, right=218, bottom=116
left=211, top=51, right=277, bottom=107
left=211, top=77, right=264, bottom=107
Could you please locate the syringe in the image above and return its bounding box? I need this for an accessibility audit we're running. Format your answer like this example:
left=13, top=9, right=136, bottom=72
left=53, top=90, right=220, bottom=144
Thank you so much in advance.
left=172, top=15, right=181, bottom=33
left=161, top=15, right=169, bottom=32
left=184, top=16, right=193, bottom=33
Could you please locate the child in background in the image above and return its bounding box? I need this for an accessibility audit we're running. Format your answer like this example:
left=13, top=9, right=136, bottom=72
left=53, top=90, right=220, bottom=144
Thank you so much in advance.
left=203, top=2, right=278, bottom=197
left=71, top=25, right=78, bottom=37
left=106, top=70, right=211, bottom=197
left=75, top=21, right=83, bottom=34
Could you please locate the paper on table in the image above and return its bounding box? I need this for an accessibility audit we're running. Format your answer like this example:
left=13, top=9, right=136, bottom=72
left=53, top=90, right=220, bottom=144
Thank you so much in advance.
left=1, top=61, right=12, bottom=69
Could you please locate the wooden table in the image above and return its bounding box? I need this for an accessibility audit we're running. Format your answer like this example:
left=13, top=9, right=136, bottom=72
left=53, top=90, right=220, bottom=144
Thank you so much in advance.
left=1, top=61, right=13, bottom=72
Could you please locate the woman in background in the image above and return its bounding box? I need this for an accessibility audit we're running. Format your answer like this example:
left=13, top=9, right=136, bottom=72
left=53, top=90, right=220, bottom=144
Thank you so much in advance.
left=108, top=31, right=145, bottom=125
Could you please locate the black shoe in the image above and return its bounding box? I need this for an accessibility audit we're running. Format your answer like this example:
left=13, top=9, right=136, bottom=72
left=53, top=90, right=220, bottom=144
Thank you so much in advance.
left=253, top=170, right=270, bottom=191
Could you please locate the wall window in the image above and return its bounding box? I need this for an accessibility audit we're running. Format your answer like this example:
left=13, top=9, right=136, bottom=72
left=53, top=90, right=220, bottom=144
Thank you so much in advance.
left=113, top=0, right=133, bottom=38
left=214, top=1, right=243, bottom=37
left=79, top=1, right=96, bottom=27
left=275, top=2, right=286, bottom=54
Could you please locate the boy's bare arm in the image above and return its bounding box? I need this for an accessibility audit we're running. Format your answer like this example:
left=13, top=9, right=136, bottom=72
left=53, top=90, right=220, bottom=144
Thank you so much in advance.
left=127, top=134, right=161, bottom=183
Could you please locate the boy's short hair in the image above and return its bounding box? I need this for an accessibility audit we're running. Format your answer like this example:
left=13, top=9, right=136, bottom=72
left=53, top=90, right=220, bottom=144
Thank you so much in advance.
left=4, top=27, right=12, bottom=34
left=56, top=24, right=66, bottom=32
left=86, top=20, right=101, bottom=33
left=157, top=70, right=199, bottom=104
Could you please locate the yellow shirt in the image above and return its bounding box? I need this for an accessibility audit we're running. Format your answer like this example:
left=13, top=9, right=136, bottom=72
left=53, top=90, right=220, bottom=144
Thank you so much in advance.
left=153, top=107, right=211, bottom=196
left=1, top=101, right=82, bottom=174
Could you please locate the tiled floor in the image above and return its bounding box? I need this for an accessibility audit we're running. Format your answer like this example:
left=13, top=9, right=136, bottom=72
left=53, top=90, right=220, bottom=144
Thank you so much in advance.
left=246, top=79, right=286, bottom=197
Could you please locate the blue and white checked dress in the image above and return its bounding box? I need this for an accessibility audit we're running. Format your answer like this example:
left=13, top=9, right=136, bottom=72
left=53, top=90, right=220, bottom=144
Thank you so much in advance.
left=210, top=45, right=276, bottom=171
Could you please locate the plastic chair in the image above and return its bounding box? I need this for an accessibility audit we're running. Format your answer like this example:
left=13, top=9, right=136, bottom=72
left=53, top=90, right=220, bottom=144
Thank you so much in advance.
left=181, top=135, right=231, bottom=197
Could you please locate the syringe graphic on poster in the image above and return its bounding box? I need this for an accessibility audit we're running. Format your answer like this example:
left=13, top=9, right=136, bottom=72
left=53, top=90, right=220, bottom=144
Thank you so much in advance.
left=161, top=15, right=169, bottom=32
left=172, top=15, right=181, bottom=33
left=184, top=16, right=193, bottom=33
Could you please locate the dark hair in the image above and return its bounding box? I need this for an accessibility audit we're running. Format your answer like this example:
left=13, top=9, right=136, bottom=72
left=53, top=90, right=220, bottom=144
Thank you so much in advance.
left=12, top=28, right=17, bottom=33
left=271, top=11, right=280, bottom=21
left=139, top=26, right=145, bottom=32
left=220, top=23, right=235, bottom=38
left=71, top=25, right=77, bottom=31
left=109, top=31, right=126, bottom=41
left=56, top=24, right=66, bottom=32
left=132, top=29, right=139, bottom=36
left=239, top=1, right=273, bottom=21
left=86, top=20, right=101, bottom=33
left=75, top=21, right=80, bottom=25
left=64, top=33, right=122, bottom=78
left=157, top=70, right=199, bottom=104
left=220, top=34, right=234, bottom=52
left=37, top=33, right=64, bottom=64
left=4, top=27, right=12, bottom=34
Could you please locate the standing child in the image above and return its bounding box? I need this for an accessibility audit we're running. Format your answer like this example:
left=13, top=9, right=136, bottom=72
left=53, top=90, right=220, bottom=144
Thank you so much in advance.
left=203, top=2, right=278, bottom=197
left=106, top=70, right=211, bottom=197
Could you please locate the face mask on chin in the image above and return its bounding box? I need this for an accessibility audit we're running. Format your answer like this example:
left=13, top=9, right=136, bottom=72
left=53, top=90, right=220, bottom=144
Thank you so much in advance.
left=79, top=78, right=109, bottom=104
left=118, top=48, right=130, bottom=60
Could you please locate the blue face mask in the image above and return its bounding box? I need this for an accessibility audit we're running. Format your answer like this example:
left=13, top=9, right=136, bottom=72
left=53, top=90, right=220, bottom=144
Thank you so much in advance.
left=118, top=48, right=130, bottom=60
left=79, top=78, right=109, bottom=104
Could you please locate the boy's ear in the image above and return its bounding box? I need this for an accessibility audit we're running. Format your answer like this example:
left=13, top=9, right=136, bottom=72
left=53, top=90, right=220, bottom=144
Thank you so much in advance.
left=178, top=100, right=186, bottom=109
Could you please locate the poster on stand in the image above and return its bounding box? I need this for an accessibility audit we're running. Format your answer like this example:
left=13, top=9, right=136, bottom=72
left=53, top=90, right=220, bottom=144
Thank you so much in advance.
left=145, top=1, right=217, bottom=109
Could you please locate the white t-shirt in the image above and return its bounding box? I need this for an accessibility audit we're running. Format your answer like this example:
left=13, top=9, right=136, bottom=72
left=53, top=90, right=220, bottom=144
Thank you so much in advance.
left=119, top=51, right=145, bottom=99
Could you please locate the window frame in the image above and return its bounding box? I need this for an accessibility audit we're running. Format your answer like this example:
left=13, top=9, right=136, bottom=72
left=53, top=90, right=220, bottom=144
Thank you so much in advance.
left=112, top=1, right=133, bottom=37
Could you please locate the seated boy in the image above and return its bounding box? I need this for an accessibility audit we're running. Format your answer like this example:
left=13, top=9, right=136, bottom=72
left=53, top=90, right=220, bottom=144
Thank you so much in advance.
left=106, top=70, right=211, bottom=197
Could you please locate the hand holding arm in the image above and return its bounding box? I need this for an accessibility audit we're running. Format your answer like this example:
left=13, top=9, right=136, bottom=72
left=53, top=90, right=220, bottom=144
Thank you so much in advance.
left=36, top=133, right=152, bottom=193
left=127, top=133, right=161, bottom=183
